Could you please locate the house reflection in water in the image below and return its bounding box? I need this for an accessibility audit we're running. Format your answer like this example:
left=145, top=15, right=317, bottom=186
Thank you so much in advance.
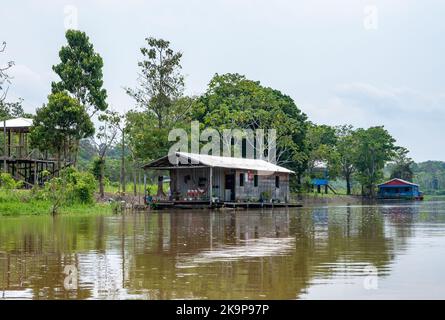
left=0, top=204, right=434, bottom=299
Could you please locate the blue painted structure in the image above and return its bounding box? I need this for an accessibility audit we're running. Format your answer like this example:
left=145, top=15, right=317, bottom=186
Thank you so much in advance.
left=378, top=178, right=423, bottom=200
left=312, top=178, right=328, bottom=186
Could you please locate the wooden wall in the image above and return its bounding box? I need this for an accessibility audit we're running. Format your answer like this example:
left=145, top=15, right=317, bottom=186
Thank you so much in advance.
left=169, top=167, right=290, bottom=203
left=234, top=170, right=289, bottom=203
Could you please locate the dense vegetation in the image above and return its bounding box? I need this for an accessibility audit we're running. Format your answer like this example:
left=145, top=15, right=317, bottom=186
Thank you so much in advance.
left=412, top=161, right=445, bottom=195
left=0, top=30, right=442, bottom=215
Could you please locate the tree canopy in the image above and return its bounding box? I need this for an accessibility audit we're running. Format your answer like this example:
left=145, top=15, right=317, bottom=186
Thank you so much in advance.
left=353, top=126, right=396, bottom=197
left=192, top=73, right=309, bottom=180
left=389, top=147, right=414, bottom=181
left=52, top=30, right=108, bottom=117
left=126, top=37, right=185, bottom=129
left=30, top=92, right=94, bottom=167
left=0, top=99, right=32, bottom=120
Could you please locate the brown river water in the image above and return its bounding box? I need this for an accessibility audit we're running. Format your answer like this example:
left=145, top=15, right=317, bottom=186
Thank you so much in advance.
left=1, top=201, right=445, bottom=300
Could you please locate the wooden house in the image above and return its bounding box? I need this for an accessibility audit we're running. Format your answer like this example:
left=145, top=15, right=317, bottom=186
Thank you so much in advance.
left=142, top=152, right=295, bottom=208
left=377, top=178, right=423, bottom=200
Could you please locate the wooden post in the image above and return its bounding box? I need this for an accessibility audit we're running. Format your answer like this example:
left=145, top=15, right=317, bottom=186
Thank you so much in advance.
left=209, top=166, right=213, bottom=206
left=7, top=129, right=11, bottom=157
left=143, top=170, right=147, bottom=203
left=34, top=161, right=37, bottom=186
left=120, top=130, right=125, bottom=195
left=3, top=120, right=6, bottom=173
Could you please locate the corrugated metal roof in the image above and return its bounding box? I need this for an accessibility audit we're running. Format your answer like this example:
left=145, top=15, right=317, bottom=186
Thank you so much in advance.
left=173, top=152, right=294, bottom=173
left=0, top=117, right=33, bottom=128
left=313, top=160, right=327, bottom=169
left=378, top=178, right=419, bottom=187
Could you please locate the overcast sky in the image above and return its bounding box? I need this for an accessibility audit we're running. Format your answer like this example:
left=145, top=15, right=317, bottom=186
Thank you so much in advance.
left=1, top=0, right=444, bottom=162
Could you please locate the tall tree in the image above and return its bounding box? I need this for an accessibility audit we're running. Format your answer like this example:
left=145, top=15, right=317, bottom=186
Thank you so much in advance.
left=109, top=111, right=129, bottom=195
left=126, top=37, right=185, bottom=129
left=52, top=30, right=108, bottom=116
left=335, top=125, right=358, bottom=195
left=306, top=124, right=339, bottom=180
left=390, top=147, right=414, bottom=181
left=51, top=30, right=108, bottom=165
left=124, top=97, right=193, bottom=162
left=29, top=92, right=94, bottom=171
left=125, top=37, right=192, bottom=165
left=353, top=126, right=396, bottom=197
left=193, top=73, right=309, bottom=187
left=90, top=110, right=120, bottom=198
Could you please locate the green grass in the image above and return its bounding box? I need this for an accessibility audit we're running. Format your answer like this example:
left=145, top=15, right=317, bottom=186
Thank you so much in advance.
left=58, top=203, right=112, bottom=215
left=103, top=182, right=167, bottom=194
left=296, top=191, right=356, bottom=198
left=0, top=189, right=112, bottom=216
left=423, top=194, right=445, bottom=201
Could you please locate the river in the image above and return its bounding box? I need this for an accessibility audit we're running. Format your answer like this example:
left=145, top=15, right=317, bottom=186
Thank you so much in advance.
left=1, top=201, right=445, bottom=299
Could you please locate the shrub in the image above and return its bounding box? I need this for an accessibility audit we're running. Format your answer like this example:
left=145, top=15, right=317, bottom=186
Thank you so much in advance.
left=62, top=167, right=97, bottom=204
left=0, top=173, right=23, bottom=189
left=260, top=191, right=271, bottom=201
left=43, top=167, right=97, bottom=215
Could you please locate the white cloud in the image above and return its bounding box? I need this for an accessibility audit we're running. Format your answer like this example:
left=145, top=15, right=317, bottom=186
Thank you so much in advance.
left=7, top=64, right=53, bottom=112
left=303, top=82, right=445, bottom=161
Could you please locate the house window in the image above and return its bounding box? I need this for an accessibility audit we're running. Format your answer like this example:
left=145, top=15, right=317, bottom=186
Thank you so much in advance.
left=198, top=177, right=207, bottom=188
left=254, top=175, right=258, bottom=187
left=240, top=173, right=245, bottom=187
left=275, top=176, right=280, bottom=188
left=404, top=187, right=410, bottom=192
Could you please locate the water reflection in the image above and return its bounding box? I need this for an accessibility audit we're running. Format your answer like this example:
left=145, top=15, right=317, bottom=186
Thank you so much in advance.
left=1, top=202, right=445, bottom=299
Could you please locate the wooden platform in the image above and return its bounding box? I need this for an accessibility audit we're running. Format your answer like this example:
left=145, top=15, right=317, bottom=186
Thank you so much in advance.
left=151, top=200, right=302, bottom=210
left=223, top=202, right=302, bottom=209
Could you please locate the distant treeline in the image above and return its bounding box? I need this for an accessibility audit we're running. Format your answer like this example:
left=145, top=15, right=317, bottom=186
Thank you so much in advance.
left=412, top=161, right=445, bottom=195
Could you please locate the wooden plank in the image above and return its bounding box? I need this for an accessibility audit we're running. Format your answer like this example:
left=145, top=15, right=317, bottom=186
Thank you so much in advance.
left=209, top=166, right=213, bottom=206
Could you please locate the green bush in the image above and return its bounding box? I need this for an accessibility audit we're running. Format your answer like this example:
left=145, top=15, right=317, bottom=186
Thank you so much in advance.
left=0, top=173, right=23, bottom=189
left=260, top=191, right=271, bottom=201
left=62, top=167, right=97, bottom=204
left=42, top=168, right=97, bottom=214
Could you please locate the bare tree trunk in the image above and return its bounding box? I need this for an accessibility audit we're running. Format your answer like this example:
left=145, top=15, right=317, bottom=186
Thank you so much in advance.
left=99, top=158, right=105, bottom=198
left=72, top=140, right=79, bottom=168
left=346, top=174, right=351, bottom=195
left=120, top=132, right=125, bottom=194
left=3, top=120, right=7, bottom=173
left=157, top=175, right=165, bottom=198
left=57, top=148, right=61, bottom=176
left=133, top=162, right=137, bottom=197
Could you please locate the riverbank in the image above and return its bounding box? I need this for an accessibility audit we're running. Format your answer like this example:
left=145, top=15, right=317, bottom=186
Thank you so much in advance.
left=0, top=190, right=112, bottom=216
left=294, top=193, right=365, bottom=206
left=1, top=188, right=442, bottom=216
left=295, top=192, right=443, bottom=206
left=423, top=195, right=445, bottom=201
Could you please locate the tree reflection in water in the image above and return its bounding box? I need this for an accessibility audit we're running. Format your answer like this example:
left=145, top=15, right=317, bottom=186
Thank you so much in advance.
left=0, top=202, right=444, bottom=299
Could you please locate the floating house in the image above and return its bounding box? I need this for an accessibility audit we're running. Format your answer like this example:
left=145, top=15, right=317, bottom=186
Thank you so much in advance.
left=377, top=178, right=423, bottom=200
left=142, top=152, right=296, bottom=208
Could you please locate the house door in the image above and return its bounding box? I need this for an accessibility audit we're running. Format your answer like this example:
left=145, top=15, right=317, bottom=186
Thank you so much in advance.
left=225, top=174, right=235, bottom=201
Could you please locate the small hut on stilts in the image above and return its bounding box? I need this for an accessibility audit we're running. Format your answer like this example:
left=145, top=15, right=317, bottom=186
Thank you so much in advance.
left=0, top=117, right=69, bottom=187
